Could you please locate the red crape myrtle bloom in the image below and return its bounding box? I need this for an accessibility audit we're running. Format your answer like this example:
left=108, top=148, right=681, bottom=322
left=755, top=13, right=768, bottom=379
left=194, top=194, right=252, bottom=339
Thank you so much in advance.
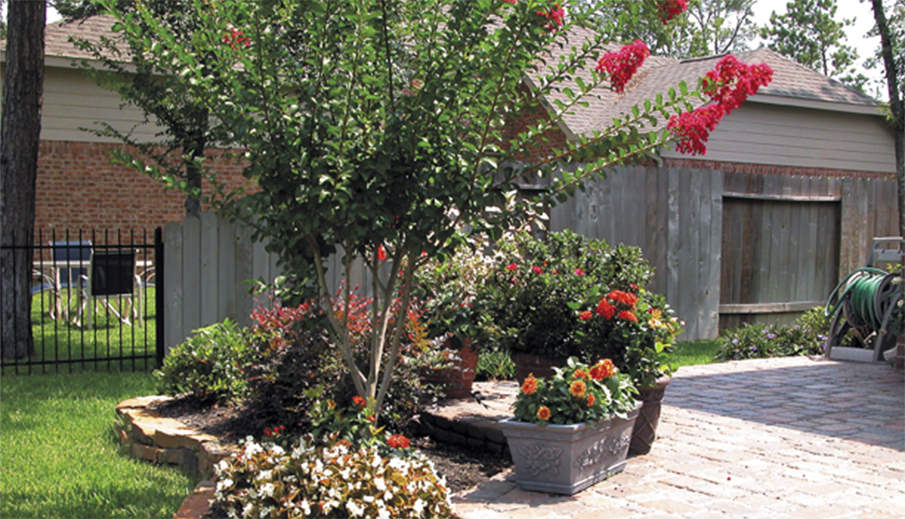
left=596, top=40, right=650, bottom=93
left=658, top=0, right=687, bottom=23
left=537, top=2, right=566, bottom=32
left=387, top=434, right=410, bottom=449
left=668, top=55, right=773, bottom=155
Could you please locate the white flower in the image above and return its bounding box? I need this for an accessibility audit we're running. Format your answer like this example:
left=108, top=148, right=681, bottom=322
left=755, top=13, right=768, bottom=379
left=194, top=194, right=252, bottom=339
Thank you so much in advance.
left=413, top=498, right=425, bottom=514
left=374, top=477, right=387, bottom=492
left=216, top=478, right=234, bottom=492
left=242, top=503, right=255, bottom=517
left=346, top=501, right=365, bottom=517
left=270, top=445, right=285, bottom=456
left=255, top=470, right=273, bottom=482
left=260, top=482, right=275, bottom=498
left=244, top=441, right=263, bottom=457
left=216, top=460, right=231, bottom=473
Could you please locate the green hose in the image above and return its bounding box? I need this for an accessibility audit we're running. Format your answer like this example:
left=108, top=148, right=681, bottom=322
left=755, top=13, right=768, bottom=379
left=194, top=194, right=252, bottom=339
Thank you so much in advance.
left=825, top=267, right=897, bottom=332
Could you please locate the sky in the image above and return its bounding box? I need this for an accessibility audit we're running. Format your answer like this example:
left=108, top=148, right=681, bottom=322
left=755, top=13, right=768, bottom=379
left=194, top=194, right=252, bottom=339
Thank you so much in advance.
left=43, top=0, right=888, bottom=96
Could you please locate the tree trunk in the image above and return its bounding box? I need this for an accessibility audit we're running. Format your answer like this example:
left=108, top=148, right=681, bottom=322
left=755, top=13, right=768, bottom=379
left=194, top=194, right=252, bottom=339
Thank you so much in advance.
left=870, top=0, right=905, bottom=236
left=0, top=0, right=45, bottom=360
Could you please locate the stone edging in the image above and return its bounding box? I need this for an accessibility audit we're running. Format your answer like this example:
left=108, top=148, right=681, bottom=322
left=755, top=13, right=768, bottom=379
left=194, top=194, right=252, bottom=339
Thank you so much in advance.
left=114, top=395, right=237, bottom=481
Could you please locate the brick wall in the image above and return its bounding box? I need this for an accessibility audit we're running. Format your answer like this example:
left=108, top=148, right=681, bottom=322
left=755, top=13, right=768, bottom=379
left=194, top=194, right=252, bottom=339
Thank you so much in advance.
left=35, top=140, right=252, bottom=237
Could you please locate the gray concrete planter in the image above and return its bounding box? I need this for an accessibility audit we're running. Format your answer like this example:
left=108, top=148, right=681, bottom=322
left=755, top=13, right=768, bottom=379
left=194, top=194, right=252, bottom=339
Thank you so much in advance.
left=498, top=402, right=641, bottom=495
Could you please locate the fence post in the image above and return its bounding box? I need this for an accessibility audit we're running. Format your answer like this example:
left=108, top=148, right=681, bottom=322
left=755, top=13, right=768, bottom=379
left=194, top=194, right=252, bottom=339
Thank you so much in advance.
left=155, top=227, right=165, bottom=367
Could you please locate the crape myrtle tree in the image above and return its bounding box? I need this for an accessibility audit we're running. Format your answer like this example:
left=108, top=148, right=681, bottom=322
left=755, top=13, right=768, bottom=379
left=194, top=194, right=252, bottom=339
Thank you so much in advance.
left=96, top=0, right=771, bottom=415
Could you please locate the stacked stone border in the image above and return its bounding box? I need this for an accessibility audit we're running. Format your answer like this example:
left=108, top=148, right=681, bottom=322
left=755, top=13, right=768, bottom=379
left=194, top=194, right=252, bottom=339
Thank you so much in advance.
left=115, top=396, right=232, bottom=519
left=420, top=410, right=509, bottom=456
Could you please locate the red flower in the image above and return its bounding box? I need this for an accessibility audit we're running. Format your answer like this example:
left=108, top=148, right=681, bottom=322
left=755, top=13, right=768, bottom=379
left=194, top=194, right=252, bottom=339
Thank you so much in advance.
left=573, top=267, right=585, bottom=276
left=579, top=310, right=593, bottom=321
left=573, top=368, right=589, bottom=379
left=587, top=393, right=596, bottom=407
left=387, top=434, right=410, bottom=449
left=536, top=2, right=565, bottom=32
left=503, top=0, right=517, bottom=3
left=506, top=262, right=518, bottom=271
left=532, top=265, right=543, bottom=274
left=596, top=40, right=650, bottom=93
left=607, top=290, right=639, bottom=308
left=595, top=298, right=616, bottom=319
left=352, top=395, right=366, bottom=409
left=618, top=310, right=638, bottom=322
left=222, top=27, right=251, bottom=49
left=658, top=0, right=687, bottom=23
left=377, top=244, right=387, bottom=261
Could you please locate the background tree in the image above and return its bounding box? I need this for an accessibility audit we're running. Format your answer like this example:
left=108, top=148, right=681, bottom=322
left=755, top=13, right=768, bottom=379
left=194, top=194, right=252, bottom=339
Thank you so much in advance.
left=1, top=0, right=45, bottom=359
left=867, top=0, right=904, bottom=234
left=54, top=0, right=230, bottom=217
left=761, top=0, right=868, bottom=90
left=591, top=0, right=758, bottom=58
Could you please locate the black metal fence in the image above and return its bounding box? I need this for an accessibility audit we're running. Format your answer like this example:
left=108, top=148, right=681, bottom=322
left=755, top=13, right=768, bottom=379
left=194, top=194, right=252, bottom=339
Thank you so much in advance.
left=1, top=228, right=164, bottom=374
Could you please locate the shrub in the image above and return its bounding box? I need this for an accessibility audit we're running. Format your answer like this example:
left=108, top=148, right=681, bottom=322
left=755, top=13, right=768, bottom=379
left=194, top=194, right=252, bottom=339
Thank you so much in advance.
left=513, top=357, right=638, bottom=425
left=244, top=294, right=446, bottom=432
left=574, top=289, right=683, bottom=388
left=476, top=349, right=516, bottom=381
left=715, top=309, right=829, bottom=361
left=154, top=319, right=252, bottom=404
left=213, top=435, right=452, bottom=519
left=478, top=230, right=653, bottom=359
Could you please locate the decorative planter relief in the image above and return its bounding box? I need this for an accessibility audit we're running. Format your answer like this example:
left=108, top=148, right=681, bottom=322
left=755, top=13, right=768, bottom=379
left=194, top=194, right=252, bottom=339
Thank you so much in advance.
left=498, top=402, right=641, bottom=495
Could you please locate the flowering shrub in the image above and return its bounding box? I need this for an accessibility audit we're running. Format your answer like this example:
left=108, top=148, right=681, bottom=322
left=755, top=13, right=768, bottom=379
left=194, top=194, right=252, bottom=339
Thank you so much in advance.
left=716, top=309, right=829, bottom=361
left=512, top=357, right=638, bottom=425
left=478, top=230, right=652, bottom=359
left=154, top=319, right=253, bottom=404
left=596, top=40, right=650, bottom=93
left=214, top=435, right=452, bottom=519
left=668, top=55, right=773, bottom=155
left=575, top=289, right=682, bottom=388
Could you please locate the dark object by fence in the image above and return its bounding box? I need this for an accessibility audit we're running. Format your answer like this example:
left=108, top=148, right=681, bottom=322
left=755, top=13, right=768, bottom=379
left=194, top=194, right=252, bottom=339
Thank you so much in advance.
left=0, top=228, right=163, bottom=374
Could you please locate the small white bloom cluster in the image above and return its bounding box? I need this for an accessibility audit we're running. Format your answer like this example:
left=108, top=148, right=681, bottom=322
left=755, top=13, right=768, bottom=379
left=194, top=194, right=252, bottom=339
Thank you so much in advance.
left=214, top=435, right=451, bottom=519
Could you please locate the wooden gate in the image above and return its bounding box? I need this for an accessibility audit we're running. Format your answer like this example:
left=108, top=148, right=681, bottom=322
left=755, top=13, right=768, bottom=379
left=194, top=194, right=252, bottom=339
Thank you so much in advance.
left=719, top=194, right=841, bottom=330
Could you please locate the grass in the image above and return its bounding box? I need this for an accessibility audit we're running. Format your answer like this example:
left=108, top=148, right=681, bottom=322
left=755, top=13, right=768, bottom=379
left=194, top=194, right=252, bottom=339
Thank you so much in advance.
left=0, top=371, right=197, bottom=519
left=666, top=339, right=721, bottom=368
left=4, top=288, right=157, bottom=374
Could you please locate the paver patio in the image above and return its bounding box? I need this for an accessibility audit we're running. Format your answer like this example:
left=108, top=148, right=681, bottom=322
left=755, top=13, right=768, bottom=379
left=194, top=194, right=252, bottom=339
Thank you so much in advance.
left=452, top=357, right=905, bottom=519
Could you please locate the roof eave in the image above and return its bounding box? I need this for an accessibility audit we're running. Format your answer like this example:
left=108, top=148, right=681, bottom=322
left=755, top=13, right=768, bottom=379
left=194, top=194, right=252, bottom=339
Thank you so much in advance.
left=748, top=93, right=886, bottom=117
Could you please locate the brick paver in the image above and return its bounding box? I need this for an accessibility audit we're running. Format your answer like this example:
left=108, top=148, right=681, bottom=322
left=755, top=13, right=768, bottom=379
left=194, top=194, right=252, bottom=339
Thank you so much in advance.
left=452, top=357, right=905, bottom=519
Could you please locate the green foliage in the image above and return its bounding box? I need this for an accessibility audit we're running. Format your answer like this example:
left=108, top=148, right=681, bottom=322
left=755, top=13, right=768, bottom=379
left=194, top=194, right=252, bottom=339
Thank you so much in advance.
left=512, top=357, right=638, bottom=425
left=665, top=339, right=720, bottom=367
left=760, top=0, right=867, bottom=90
left=478, top=229, right=653, bottom=360
left=95, top=0, right=706, bottom=415
left=590, top=0, right=758, bottom=57
left=716, top=309, right=829, bottom=361
left=1, top=372, right=196, bottom=519
left=213, top=436, right=452, bottom=519
left=154, top=319, right=252, bottom=403
left=476, top=349, right=517, bottom=381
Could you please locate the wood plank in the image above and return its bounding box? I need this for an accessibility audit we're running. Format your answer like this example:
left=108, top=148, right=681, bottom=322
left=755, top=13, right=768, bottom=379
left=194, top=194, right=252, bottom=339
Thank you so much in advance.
left=721, top=191, right=842, bottom=203
left=703, top=169, right=722, bottom=338
left=162, top=221, right=183, bottom=354
left=199, top=212, right=219, bottom=328
left=233, top=223, right=254, bottom=327
left=182, top=215, right=202, bottom=338
left=719, top=300, right=825, bottom=314
left=217, top=217, right=237, bottom=321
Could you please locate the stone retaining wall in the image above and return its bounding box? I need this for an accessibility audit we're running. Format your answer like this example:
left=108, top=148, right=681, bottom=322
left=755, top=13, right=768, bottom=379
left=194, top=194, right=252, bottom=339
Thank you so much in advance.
left=114, top=395, right=237, bottom=481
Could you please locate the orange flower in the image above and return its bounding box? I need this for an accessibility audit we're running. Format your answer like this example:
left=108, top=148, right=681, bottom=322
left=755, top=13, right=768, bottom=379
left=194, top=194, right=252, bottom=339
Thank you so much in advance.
left=587, top=393, right=595, bottom=407
left=521, top=374, right=538, bottom=395
left=573, top=368, right=589, bottom=379
left=352, top=396, right=366, bottom=409
left=607, top=290, right=639, bottom=308
left=618, top=310, right=638, bottom=322
left=536, top=406, right=551, bottom=420
left=590, top=359, right=615, bottom=380
left=387, top=434, right=410, bottom=449
left=578, top=310, right=592, bottom=321
left=569, top=379, right=587, bottom=398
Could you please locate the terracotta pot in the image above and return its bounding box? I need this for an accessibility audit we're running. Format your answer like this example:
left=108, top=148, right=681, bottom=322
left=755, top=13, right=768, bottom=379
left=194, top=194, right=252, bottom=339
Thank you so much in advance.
left=628, top=376, right=671, bottom=455
left=498, top=401, right=642, bottom=495
left=422, top=341, right=478, bottom=399
left=512, top=352, right=566, bottom=384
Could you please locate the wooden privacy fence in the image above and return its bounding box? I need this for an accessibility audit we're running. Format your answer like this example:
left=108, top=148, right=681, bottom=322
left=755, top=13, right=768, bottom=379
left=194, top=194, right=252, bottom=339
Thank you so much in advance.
left=161, top=213, right=377, bottom=354
left=551, top=166, right=899, bottom=340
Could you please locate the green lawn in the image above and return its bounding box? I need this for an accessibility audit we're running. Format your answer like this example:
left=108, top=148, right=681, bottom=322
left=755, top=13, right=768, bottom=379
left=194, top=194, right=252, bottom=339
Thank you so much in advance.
left=4, top=288, right=157, bottom=374
left=666, top=339, right=721, bottom=368
left=0, top=371, right=196, bottom=519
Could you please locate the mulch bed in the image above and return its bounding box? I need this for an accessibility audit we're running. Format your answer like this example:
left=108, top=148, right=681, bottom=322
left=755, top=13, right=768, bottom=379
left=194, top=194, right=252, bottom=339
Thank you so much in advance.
left=151, top=397, right=511, bottom=494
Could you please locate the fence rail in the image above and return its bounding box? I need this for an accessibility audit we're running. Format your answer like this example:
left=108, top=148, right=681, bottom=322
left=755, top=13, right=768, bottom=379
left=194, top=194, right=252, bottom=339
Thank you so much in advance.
left=1, top=228, right=163, bottom=374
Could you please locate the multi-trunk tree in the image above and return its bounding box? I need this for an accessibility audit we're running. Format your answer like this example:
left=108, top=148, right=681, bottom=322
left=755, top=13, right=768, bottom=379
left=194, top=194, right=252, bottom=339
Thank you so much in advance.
left=95, top=0, right=771, bottom=415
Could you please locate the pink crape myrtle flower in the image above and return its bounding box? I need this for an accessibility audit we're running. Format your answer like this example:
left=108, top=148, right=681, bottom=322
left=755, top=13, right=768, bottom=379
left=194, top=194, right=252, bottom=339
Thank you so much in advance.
left=596, top=40, right=650, bottom=93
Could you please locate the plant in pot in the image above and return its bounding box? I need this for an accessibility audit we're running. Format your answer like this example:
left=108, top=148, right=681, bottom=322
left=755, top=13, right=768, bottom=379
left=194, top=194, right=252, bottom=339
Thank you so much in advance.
left=498, top=357, right=640, bottom=494
left=573, top=288, right=683, bottom=454
left=414, top=234, right=497, bottom=398
left=478, top=230, right=653, bottom=382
